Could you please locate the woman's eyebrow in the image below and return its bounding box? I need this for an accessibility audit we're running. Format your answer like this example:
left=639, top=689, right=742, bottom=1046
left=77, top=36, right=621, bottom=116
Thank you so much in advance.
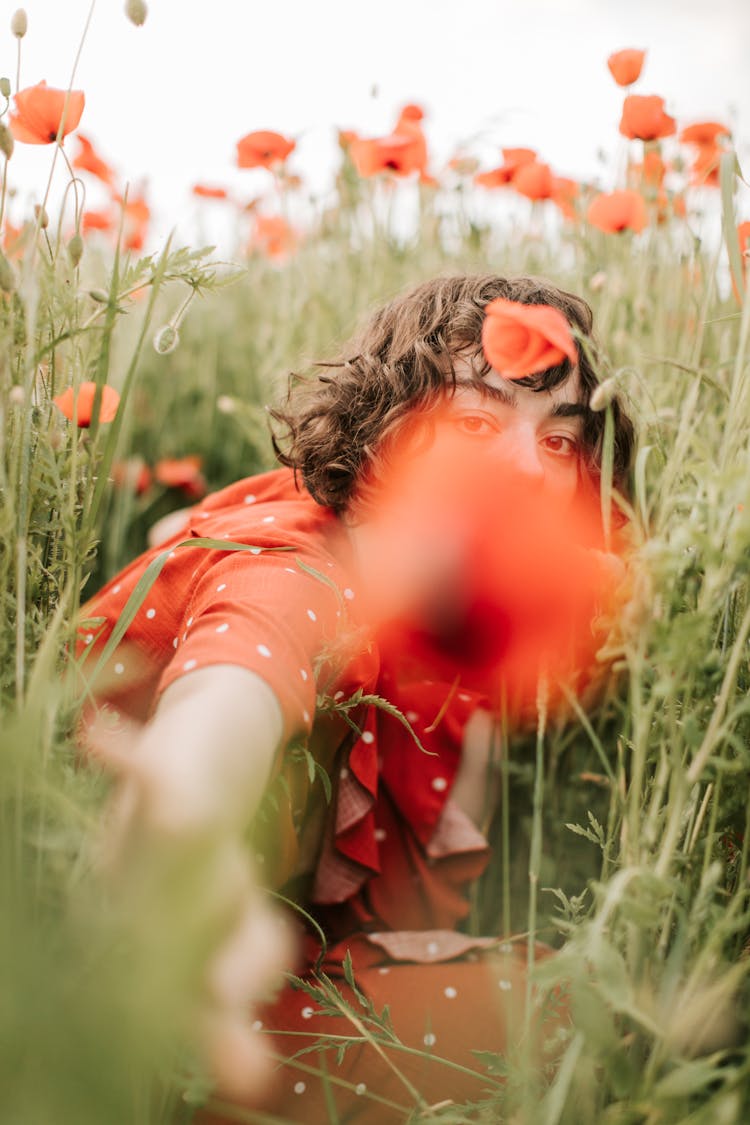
left=455, top=377, right=517, bottom=407
left=551, top=402, right=588, bottom=418
left=455, top=378, right=589, bottom=419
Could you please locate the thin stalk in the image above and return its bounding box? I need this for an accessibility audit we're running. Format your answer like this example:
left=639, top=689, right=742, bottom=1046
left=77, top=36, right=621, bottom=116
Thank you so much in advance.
left=525, top=672, right=548, bottom=1035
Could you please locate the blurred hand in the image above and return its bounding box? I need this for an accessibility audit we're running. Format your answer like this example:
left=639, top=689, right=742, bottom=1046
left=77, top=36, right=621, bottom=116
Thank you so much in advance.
left=84, top=675, right=292, bottom=1103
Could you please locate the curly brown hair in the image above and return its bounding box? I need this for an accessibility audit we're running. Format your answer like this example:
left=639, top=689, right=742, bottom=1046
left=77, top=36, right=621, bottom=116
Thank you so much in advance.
left=270, top=274, right=635, bottom=513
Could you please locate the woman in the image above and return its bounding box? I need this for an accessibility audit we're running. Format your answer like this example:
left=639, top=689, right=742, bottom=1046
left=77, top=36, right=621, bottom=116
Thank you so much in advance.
left=79, top=273, right=634, bottom=1121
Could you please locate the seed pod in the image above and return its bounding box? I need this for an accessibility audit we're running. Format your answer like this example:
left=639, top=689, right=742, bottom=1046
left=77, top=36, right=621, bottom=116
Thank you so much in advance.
left=0, top=250, right=17, bottom=292
left=67, top=232, right=84, bottom=268
left=11, top=9, right=28, bottom=37
left=589, top=378, right=617, bottom=412
left=0, top=122, right=13, bottom=160
left=153, top=324, right=179, bottom=355
left=88, top=288, right=109, bottom=304
left=124, top=0, right=148, bottom=26
left=0, top=77, right=10, bottom=98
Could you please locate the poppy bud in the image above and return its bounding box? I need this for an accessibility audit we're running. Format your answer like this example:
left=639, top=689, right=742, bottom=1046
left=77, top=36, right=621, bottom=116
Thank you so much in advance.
left=88, top=288, right=109, bottom=303
left=0, top=250, right=17, bottom=292
left=124, top=0, right=148, bottom=26
left=34, top=204, right=49, bottom=229
left=590, top=378, right=617, bottom=412
left=0, top=77, right=10, bottom=98
left=153, top=324, right=179, bottom=354
left=67, top=233, right=84, bottom=267
left=589, top=270, right=607, bottom=292
left=9, top=385, right=25, bottom=406
left=0, top=122, right=13, bottom=160
left=11, top=9, right=28, bottom=37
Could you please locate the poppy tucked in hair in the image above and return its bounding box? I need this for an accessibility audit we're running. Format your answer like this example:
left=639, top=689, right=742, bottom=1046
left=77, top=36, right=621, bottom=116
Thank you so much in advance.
left=10, top=81, right=85, bottom=145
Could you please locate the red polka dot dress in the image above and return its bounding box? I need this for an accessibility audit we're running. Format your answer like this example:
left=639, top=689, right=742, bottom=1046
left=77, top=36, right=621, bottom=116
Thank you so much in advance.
left=79, top=468, right=564, bottom=1123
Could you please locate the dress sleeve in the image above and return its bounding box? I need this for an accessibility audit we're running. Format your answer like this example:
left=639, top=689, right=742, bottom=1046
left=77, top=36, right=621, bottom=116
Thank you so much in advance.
left=158, top=546, right=354, bottom=742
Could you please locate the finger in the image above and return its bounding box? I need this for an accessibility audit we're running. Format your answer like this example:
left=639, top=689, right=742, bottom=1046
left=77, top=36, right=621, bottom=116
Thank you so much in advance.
left=202, top=1010, right=274, bottom=1103
left=207, top=900, right=295, bottom=1012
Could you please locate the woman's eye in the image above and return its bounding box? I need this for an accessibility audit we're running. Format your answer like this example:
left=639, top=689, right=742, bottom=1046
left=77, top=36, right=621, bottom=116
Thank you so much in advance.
left=542, top=434, right=578, bottom=458
left=454, top=414, right=495, bottom=436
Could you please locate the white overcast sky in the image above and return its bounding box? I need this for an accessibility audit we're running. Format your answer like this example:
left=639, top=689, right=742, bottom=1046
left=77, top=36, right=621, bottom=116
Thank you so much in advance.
left=4, top=0, right=750, bottom=245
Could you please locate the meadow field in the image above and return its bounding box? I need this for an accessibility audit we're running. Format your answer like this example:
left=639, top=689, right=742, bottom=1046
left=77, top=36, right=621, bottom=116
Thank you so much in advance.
left=2, top=8, right=750, bottom=1123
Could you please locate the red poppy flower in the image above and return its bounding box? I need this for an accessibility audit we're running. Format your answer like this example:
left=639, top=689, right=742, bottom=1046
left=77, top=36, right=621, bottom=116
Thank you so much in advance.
left=550, top=176, right=580, bottom=220
left=587, top=189, right=648, bottom=233
left=236, top=130, right=295, bottom=170
left=607, top=49, right=646, bottom=87
left=482, top=298, right=577, bottom=379
left=192, top=184, right=229, bottom=199
left=112, top=458, right=152, bottom=495
left=395, top=103, right=424, bottom=126
left=82, top=208, right=116, bottom=234
left=619, top=95, right=676, bottom=141
left=10, top=81, right=85, bottom=144
left=474, top=147, right=537, bottom=189
left=739, top=222, right=750, bottom=257
left=512, top=160, right=554, bottom=200
left=679, top=121, right=731, bottom=147
left=349, top=133, right=425, bottom=177
left=72, top=133, right=115, bottom=185
left=54, top=381, right=120, bottom=427
left=392, top=104, right=429, bottom=174
left=689, top=144, right=725, bottom=188
left=250, top=214, right=298, bottom=262
left=474, top=167, right=514, bottom=189
left=154, top=456, right=206, bottom=499
left=113, top=193, right=151, bottom=251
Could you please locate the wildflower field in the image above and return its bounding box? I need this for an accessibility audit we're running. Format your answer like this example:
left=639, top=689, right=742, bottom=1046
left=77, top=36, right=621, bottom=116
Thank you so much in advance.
left=2, top=4, right=750, bottom=1123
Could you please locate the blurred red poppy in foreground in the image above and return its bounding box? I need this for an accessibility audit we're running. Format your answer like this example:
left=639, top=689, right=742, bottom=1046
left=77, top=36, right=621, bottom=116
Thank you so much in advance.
left=482, top=298, right=577, bottom=378
left=54, top=382, right=120, bottom=426
left=587, top=189, right=648, bottom=233
left=236, top=130, right=295, bottom=170
left=619, top=95, right=676, bottom=141
left=10, top=81, right=85, bottom=144
left=365, top=411, right=617, bottom=710
left=607, top=49, right=646, bottom=87
left=72, top=133, right=115, bottom=185
left=154, top=456, right=207, bottom=499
